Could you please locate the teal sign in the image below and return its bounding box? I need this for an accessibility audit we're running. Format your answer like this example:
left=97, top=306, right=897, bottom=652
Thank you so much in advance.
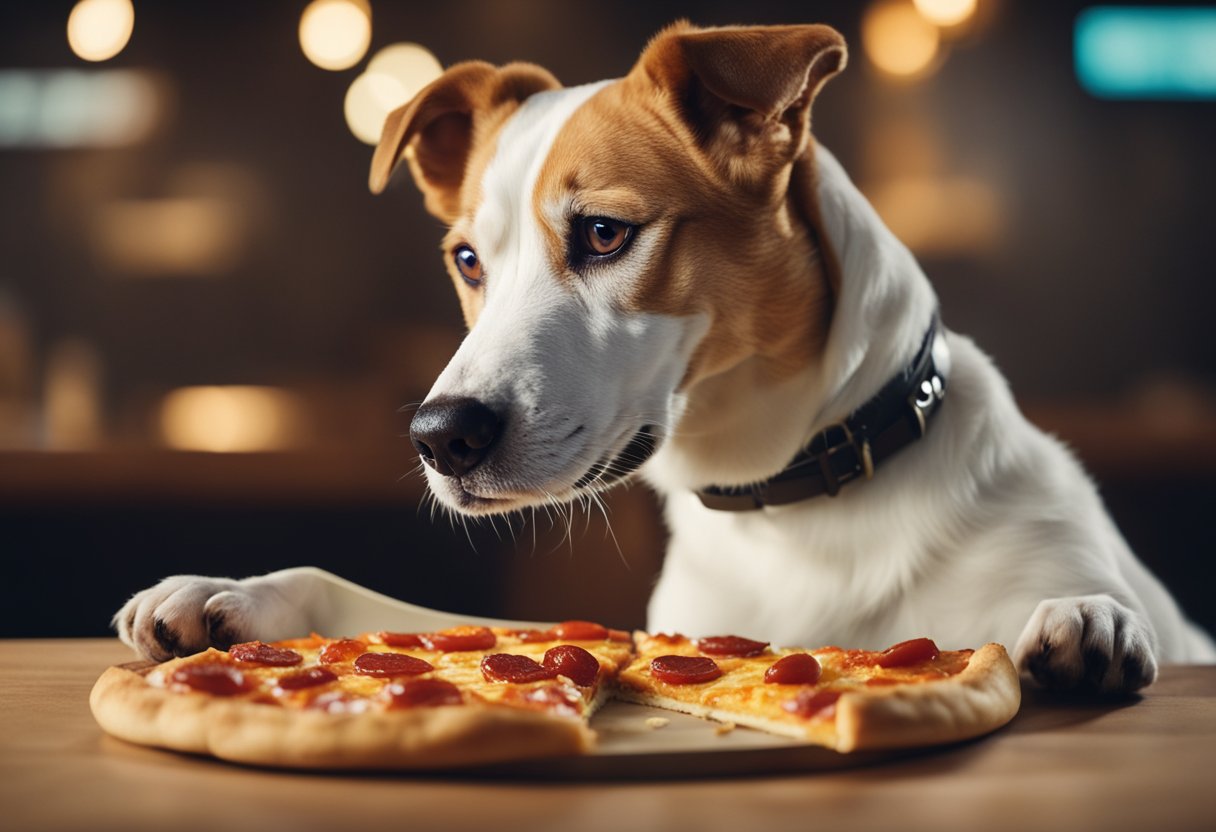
left=1075, top=6, right=1216, bottom=99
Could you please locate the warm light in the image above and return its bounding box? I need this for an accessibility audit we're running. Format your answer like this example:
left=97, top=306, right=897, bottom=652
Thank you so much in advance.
left=344, top=71, right=407, bottom=145
left=344, top=44, right=443, bottom=145
left=299, top=0, right=371, bottom=71
left=43, top=340, right=103, bottom=449
left=912, top=0, right=977, bottom=28
left=160, top=387, right=306, bottom=452
left=93, top=197, right=245, bottom=276
left=66, top=0, right=134, bottom=63
left=368, top=43, right=444, bottom=99
left=863, top=0, right=942, bottom=79
left=869, top=175, right=1002, bottom=257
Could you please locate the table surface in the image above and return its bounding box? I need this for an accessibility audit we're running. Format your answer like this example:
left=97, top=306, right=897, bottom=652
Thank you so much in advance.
left=2, top=640, right=1214, bottom=832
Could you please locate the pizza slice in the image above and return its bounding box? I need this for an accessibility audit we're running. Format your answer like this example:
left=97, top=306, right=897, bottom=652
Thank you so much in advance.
left=360, top=619, right=634, bottom=719
left=90, top=620, right=634, bottom=769
left=615, top=632, right=1020, bottom=752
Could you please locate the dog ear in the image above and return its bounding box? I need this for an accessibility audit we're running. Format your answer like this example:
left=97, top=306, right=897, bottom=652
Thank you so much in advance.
left=369, top=61, right=560, bottom=221
left=637, top=22, right=846, bottom=178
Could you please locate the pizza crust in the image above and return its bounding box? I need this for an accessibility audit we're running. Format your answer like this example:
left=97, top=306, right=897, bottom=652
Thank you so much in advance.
left=833, top=643, right=1021, bottom=752
left=89, top=664, right=593, bottom=770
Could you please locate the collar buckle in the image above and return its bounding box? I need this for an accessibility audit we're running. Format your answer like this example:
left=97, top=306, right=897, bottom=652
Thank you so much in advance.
left=806, top=423, right=874, bottom=497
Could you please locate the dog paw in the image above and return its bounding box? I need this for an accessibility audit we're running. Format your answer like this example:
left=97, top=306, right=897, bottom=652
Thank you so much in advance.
left=113, top=574, right=304, bottom=661
left=1013, top=594, right=1158, bottom=694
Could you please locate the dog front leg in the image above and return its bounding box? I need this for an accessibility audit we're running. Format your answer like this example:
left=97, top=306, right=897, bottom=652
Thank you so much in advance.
left=1012, top=594, right=1159, bottom=694
left=113, top=568, right=327, bottom=660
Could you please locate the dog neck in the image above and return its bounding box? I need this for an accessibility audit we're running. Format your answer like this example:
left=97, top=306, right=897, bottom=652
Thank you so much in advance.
left=644, top=143, right=942, bottom=496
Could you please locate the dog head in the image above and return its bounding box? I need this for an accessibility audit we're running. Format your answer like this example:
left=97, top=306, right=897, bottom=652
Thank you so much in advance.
left=371, top=22, right=845, bottom=515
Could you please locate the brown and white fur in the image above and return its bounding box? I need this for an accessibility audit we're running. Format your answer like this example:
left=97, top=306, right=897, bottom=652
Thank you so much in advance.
left=115, top=23, right=1214, bottom=692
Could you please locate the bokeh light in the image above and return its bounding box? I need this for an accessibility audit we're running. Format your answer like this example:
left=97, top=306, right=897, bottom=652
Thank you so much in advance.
left=863, top=0, right=942, bottom=79
left=66, top=0, right=134, bottom=63
left=43, top=340, right=103, bottom=449
left=913, top=0, right=978, bottom=28
left=94, top=197, right=244, bottom=276
left=0, top=69, right=161, bottom=148
left=870, top=175, right=1002, bottom=257
left=1076, top=7, right=1216, bottom=100
left=367, top=43, right=444, bottom=96
left=298, top=0, right=371, bottom=71
left=160, top=386, right=306, bottom=452
left=345, top=43, right=443, bottom=145
left=344, top=72, right=406, bottom=145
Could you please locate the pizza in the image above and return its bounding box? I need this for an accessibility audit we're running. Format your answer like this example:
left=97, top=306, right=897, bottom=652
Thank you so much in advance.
left=90, top=621, right=1020, bottom=769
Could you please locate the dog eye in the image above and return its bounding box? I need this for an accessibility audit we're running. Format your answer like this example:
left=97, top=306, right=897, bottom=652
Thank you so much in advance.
left=453, top=245, right=483, bottom=287
left=577, top=217, right=633, bottom=258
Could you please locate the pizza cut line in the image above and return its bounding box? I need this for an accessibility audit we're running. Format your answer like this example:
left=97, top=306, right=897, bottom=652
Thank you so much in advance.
left=90, top=621, right=1021, bottom=769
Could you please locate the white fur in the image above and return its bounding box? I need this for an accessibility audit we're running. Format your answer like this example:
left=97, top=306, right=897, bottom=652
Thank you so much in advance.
left=117, top=85, right=1214, bottom=694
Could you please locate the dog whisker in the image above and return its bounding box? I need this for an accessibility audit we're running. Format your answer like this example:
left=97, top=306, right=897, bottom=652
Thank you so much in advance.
left=487, top=514, right=504, bottom=544
left=586, top=487, right=628, bottom=568
left=458, top=511, right=477, bottom=553
left=545, top=489, right=576, bottom=556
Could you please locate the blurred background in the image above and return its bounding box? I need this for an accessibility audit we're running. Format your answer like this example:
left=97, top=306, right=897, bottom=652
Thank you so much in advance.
left=2, top=0, right=1213, bottom=640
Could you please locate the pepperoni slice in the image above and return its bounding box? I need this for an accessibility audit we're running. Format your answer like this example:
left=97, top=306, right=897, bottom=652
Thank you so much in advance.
left=318, top=638, right=367, bottom=664
left=421, top=626, right=497, bottom=652
left=608, top=629, right=631, bottom=643
left=170, top=663, right=250, bottom=696
left=385, top=678, right=463, bottom=709
left=228, top=641, right=303, bottom=667
left=275, top=667, right=338, bottom=691
left=377, top=631, right=426, bottom=648
left=542, top=645, right=600, bottom=687
left=650, top=655, right=723, bottom=685
left=353, top=652, right=434, bottom=677
left=551, top=620, right=609, bottom=641
left=874, top=638, right=940, bottom=668
left=783, top=689, right=842, bottom=720
left=696, top=635, right=769, bottom=657
left=481, top=653, right=558, bottom=684
left=764, top=653, right=822, bottom=685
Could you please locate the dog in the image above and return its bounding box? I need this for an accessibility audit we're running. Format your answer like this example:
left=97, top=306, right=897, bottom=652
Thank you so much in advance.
left=115, top=22, right=1215, bottom=692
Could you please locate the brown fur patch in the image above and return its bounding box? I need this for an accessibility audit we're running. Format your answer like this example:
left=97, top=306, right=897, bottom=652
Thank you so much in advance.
left=531, top=24, right=845, bottom=388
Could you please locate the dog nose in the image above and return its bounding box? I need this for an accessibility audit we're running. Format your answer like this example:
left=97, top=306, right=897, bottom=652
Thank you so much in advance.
left=410, top=396, right=503, bottom=478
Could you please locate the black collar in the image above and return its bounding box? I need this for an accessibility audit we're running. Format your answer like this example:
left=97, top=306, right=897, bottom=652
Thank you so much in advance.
left=696, top=317, right=946, bottom=511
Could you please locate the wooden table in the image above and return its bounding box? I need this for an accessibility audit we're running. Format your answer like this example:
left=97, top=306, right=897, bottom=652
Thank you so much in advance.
left=2, top=640, right=1213, bottom=832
